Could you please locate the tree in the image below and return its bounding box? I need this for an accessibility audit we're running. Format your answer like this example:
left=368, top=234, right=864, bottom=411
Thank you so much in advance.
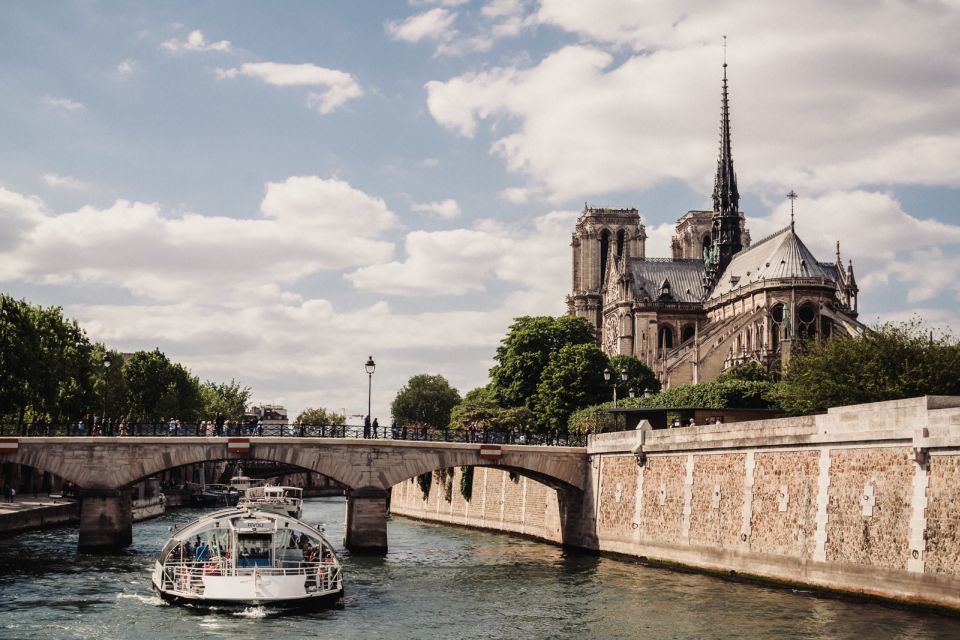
left=533, top=343, right=610, bottom=431
left=608, top=355, right=660, bottom=399
left=123, top=349, right=203, bottom=421
left=201, top=379, right=252, bottom=421
left=769, top=319, right=960, bottom=414
left=296, top=407, right=346, bottom=426
left=449, top=387, right=534, bottom=432
left=488, top=315, right=597, bottom=409
left=391, top=374, right=462, bottom=428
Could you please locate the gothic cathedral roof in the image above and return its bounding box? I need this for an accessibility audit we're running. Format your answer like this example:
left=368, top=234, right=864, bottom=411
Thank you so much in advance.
left=707, top=224, right=835, bottom=299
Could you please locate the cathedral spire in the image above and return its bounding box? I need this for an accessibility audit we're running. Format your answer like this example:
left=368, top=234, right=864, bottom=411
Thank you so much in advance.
left=704, top=37, right=743, bottom=292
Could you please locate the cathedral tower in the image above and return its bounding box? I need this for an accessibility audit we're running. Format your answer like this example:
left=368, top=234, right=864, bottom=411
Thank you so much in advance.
left=704, top=56, right=742, bottom=291
left=568, top=205, right=646, bottom=334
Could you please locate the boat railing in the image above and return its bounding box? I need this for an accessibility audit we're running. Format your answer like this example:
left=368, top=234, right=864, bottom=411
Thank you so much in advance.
left=160, top=559, right=342, bottom=595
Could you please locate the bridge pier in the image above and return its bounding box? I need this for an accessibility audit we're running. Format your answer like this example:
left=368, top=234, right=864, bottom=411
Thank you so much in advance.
left=78, top=489, right=132, bottom=552
left=344, top=487, right=388, bottom=554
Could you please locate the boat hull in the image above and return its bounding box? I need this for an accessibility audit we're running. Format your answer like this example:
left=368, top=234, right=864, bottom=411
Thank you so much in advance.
left=153, top=585, right=344, bottom=611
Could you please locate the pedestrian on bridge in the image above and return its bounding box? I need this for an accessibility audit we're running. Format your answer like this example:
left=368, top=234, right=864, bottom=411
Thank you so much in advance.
left=363, top=415, right=371, bottom=439
left=372, top=418, right=379, bottom=438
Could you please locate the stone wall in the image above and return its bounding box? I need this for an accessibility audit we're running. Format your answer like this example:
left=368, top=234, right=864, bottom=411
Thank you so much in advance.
left=390, top=468, right=562, bottom=544
left=390, top=396, right=960, bottom=610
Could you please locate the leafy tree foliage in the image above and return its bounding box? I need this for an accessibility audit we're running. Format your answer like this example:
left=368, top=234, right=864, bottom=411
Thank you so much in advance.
left=488, top=316, right=596, bottom=409
left=0, top=294, right=97, bottom=422
left=201, top=379, right=252, bottom=421
left=295, top=406, right=346, bottom=426
left=391, top=374, right=462, bottom=428
left=608, top=355, right=660, bottom=398
left=532, top=343, right=610, bottom=431
left=449, top=392, right=534, bottom=432
left=769, top=319, right=960, bottom=414
left=123, top=349, right=203, bottom=422
left=567, top=362, right=778, bottom=434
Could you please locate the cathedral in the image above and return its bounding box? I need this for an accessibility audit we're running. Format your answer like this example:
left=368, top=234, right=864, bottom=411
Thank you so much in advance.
left=567, top=63, right=862, bottom=388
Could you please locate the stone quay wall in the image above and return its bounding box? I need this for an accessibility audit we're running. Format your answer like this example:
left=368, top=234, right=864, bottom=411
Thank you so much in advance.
left=0, top=501, right=79, bottom=536
left=390, top=396, right=960, bottom=610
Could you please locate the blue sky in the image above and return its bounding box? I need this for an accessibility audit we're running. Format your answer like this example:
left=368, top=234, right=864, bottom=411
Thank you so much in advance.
left=1, top=0, right=959, bottom=419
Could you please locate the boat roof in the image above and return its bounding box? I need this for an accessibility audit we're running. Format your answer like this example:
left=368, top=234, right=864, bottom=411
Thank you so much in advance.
left=169, top=507, right=321, bottom=542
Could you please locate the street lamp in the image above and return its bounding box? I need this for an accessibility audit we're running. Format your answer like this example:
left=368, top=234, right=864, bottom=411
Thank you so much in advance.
left=365, top=356, right=376, bottom=431
left=604, top=368, right=629, bottom=408
left=101, top=353, right=112, bottom=431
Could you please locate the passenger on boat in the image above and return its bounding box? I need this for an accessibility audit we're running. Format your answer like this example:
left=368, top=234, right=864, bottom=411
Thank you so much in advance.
left=195, top=537, right=211, bottom=561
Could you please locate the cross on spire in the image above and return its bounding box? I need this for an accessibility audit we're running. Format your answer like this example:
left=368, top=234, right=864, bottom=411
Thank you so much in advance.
left=786, top=189, right=798, bottom=228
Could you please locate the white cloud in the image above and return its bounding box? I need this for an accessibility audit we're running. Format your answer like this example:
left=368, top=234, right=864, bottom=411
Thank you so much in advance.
left=43, top=174, right=88, bottom=190
left=386, top=8, right=457, bottom=43
left=116, top=59, right=139, bottom=76
left=0, top=177, right=397, bottom=303
left=0, top=187, right=45, bottom=251
left=216, top=62, right=363, bottom=114
left=411, top=198, right=461, bottom=218
left=161, top=29, right=232, bottom=53
left=426, top=2, right=960, bottom=202
left=346, top=210, right=577, bottom=296
left=44, top=97, right=85, bottom=112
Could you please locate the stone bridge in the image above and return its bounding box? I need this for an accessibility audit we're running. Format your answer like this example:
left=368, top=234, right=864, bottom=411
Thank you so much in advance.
left=5, top=437, right=588, bottom=553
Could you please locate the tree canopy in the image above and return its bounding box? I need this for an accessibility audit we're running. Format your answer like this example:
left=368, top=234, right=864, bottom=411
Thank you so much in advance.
left=488, top=315, right=597, bottom=409
left=391, top=373, right=462, bottom=428
left=449, top=386, right=534, bottom=432
left=296, top=407, right=346, bottom=426
left=532, top=343, right=610, bottom=431
left=769, top=319, right=960, bottom=414
left=200, top=379, right=252, bottom=421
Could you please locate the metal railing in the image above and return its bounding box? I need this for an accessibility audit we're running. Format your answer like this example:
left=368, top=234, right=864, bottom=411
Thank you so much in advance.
left=1, top=422, right=587, bottom=446
left=160, top=559, right=342, bottom=596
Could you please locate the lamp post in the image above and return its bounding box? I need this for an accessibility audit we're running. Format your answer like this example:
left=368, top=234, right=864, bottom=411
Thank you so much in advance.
left=101, top=353, right=112, bottom=433
left=604, top=367, right=629, bottom=408
left=365, top=356, right=376, bottom=434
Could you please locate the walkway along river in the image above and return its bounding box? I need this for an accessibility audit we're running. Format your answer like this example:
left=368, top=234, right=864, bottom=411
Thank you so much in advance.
left=1, top=497, right=960, bottom=639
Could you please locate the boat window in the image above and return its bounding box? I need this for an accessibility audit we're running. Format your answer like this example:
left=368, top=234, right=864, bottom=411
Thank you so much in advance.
left=237, top=533, right=273, bottom=568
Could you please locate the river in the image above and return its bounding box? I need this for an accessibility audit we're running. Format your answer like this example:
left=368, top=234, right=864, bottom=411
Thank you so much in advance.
left=1, top=497, right=958, bottom=639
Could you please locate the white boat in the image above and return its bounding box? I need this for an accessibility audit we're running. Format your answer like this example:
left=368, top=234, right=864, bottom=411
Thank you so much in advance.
left=152, top=506, right=343, bottom=610
left=238, top=485, right=303, bottom=519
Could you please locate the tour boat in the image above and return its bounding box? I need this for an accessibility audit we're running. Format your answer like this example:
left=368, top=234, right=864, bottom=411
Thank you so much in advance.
left=152, top=506, right=343, bottom=609
left=237, top=485, right=303, bottom=519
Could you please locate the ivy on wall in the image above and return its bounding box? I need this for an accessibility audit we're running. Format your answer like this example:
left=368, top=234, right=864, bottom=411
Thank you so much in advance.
left=416, top=472, right=432, bottom=499
left=459, top=466, right=474, bottom=502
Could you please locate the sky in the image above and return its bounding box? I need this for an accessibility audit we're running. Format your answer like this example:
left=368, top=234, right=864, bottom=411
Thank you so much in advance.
left=1, top=0, right=959, bottom=421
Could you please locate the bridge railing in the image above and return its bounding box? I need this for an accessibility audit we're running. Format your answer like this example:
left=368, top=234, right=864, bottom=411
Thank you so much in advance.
left=0, top=422, right=586, bottom=446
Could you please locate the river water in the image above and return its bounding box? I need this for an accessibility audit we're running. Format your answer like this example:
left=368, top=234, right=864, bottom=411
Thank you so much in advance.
left=1, top=497, right=958, bottom=639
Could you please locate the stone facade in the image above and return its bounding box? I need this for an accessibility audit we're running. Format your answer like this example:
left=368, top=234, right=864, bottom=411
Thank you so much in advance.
left=391, top=396, right=960, bottom=611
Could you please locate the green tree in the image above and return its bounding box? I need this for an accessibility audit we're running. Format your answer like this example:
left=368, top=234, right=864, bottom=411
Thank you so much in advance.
left=608, top=355, right=660, bottom=399
left=449, top=388, right=534, bottom=432
left=296, top=407, right=346, bottom=425
left=488, top=315, right=597, bottom=409
left=123, top=349, right=203, bottom=421
left=770, top=319, right=960, bottom=414
left=0, top=295, right=37, bottom=421
left=201, top=379, right=252, bottom=421
left=532, top=343, right=610, bottom=431
left=0, top=295, right=100, bottom=423
left=391, top=374, right=462, bottom=428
